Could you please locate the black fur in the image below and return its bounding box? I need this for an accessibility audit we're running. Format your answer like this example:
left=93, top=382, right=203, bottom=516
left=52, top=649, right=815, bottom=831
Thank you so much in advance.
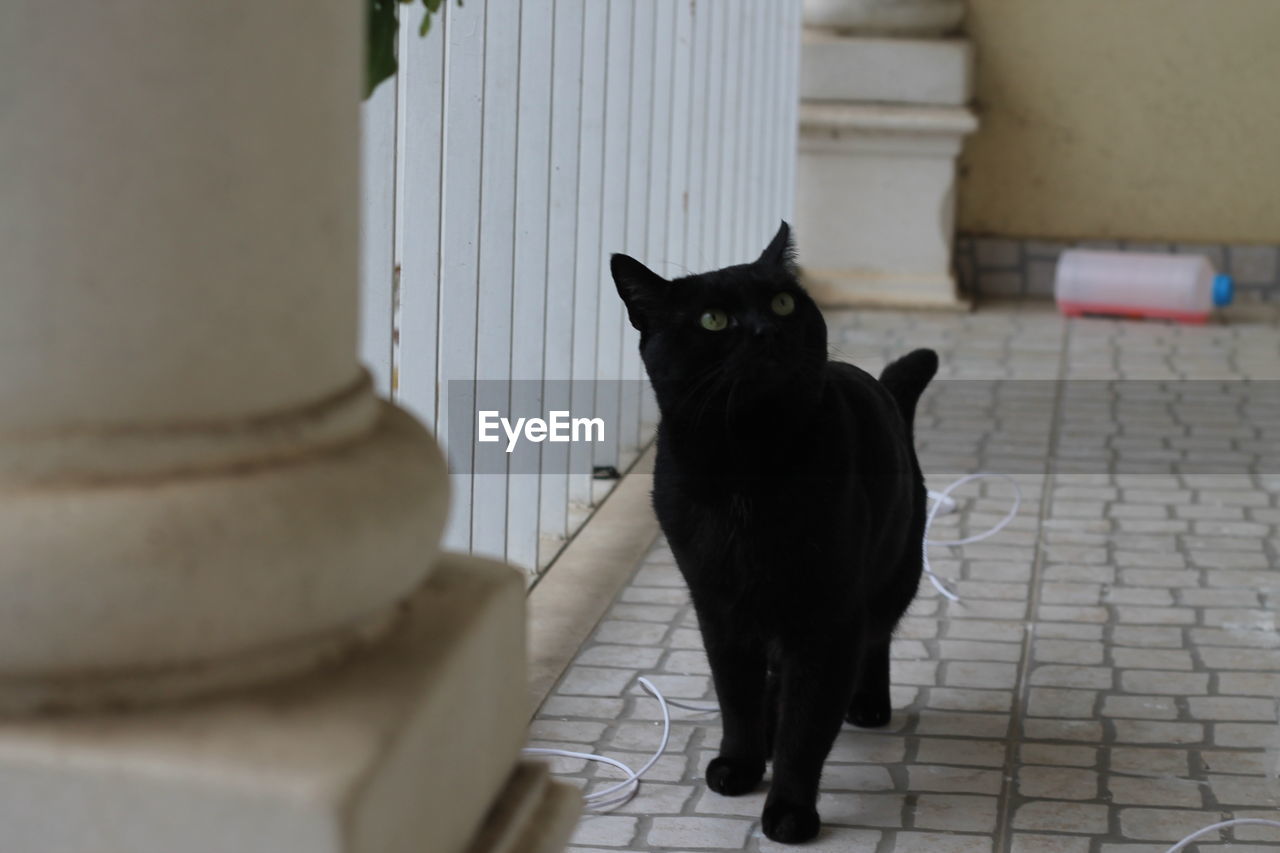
left=613, top=222, right=936, bottom=844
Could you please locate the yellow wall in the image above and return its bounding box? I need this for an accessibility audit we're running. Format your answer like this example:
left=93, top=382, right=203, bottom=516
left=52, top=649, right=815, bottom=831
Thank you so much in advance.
left=958, top=1, right=1280, bottom=244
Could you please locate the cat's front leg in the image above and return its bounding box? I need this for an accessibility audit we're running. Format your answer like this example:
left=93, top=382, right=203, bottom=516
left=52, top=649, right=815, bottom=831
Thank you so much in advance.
left=763, top=644, right=855, bottom=843
left=847, top=635, right=892, bottom=728
left=697, top=612, right=769, bottom=796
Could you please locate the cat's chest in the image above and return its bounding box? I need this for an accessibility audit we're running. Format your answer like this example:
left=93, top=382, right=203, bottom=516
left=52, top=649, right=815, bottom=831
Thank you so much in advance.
left=660, top=481, right=824, bottom=565
left=651, top=434, right=855, bottom=566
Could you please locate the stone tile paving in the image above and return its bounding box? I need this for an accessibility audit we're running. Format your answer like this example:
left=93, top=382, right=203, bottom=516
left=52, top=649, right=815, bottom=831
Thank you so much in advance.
left=531, top=301, right=1280, bottom=852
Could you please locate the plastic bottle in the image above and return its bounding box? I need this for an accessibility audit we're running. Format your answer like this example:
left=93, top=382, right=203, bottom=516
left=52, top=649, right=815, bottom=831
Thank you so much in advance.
left=1054, top=249, right=1234, bottom=324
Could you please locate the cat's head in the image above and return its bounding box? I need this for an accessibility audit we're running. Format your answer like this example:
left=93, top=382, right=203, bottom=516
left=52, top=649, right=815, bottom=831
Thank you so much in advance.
left=612, top=221, right=828, bottom=419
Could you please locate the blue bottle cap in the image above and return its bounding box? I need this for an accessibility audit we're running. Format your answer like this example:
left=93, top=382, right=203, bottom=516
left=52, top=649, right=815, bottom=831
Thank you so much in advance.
left=1213, top=274, right=1234, bottom=307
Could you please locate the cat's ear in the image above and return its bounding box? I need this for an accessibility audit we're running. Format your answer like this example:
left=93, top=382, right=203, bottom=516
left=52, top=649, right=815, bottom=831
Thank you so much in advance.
left=611, top=253, right=668, bottom=332
left=757, top=220, right=796, bottom=270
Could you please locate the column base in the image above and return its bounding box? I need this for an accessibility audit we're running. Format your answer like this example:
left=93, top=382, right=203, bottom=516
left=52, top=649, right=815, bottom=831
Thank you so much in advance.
left=466, top=763, right=582, bottom=853
left=802, top=31, right=972, bottom=105
left=0, top=553, right=558, bottom=853
left=802, top=268, right=971, bottom=311
left=796, top=102, right=977, bottom=313
left=0, top=402, right=449, bottom=713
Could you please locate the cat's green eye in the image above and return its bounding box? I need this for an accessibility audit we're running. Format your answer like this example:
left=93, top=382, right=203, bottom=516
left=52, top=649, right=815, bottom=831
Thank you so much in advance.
left=771, top=292, right=796, bottom=316
left=700, top=309, right=729, bottom=331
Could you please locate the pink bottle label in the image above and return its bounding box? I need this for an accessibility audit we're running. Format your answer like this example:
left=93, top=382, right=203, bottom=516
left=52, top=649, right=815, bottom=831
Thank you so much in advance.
left=1057, top=301, right=1210, bottom=325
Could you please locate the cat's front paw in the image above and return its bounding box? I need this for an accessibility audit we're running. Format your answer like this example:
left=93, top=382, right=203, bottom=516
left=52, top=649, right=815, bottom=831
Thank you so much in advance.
left=761, top=799, right=820, bottom=843
left=845, top=695, right=892, bottom=728
left=705, top=755, right=764, bottom=796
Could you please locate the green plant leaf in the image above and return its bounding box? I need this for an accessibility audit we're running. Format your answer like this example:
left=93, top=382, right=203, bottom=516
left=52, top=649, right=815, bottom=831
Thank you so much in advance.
left=365, top=0, right=400, bottom=99
left=420, top=0, right=445, bottom=36
left=365, top=0, right=459, bottom=99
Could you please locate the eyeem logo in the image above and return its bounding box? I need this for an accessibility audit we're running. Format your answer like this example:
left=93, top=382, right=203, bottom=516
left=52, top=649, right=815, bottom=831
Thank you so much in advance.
left=478, top=410, right=605, bottom=453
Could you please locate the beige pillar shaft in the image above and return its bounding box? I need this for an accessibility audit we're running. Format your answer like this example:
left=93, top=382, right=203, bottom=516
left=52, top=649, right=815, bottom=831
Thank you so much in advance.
left=2, top=3, right=363, bottom=430
left=0, top=0, right=448, bottom=711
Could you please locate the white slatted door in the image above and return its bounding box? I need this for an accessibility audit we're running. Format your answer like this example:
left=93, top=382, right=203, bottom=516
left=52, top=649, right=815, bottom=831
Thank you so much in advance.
left=362, top=0, right=803, bottom=579
left=567, top=0, right=608, bottom=530
left=686, top=0, right=713, bottom=273
left=506, top=0, right=554, bottom=574
left=395, top=4, right=446, bottom=431
left=641, top=0, right=680, bottom=431
left=359, top=73, right=397, bottom=394
left=538, top=0, right=586, bottom=567
left=591, top=1, right=633, bottom=481
left=616, top=2, right=654, bottom=471
left=436, top=0, right=486, bottom=552
left=666, top=0, right=694, bottom=275
left=470, top=0, right=521, bottom=561
left=701, top=1, right=726, bottom=268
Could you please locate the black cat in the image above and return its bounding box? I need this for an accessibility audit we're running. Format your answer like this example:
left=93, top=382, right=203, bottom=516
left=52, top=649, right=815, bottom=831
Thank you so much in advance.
left=612, top=222, right=936, bottom=844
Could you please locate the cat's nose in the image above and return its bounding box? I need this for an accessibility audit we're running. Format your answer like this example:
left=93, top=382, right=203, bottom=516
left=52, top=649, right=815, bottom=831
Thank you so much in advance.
left=751, top=322, right=777, bottom=338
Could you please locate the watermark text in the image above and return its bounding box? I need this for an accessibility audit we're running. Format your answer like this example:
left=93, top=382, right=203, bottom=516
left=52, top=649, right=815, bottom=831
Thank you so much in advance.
left=478, top=410, right=605, bottom=452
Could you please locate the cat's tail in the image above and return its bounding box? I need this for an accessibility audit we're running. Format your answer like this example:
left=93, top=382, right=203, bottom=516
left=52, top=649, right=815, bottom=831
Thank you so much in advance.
left=879, top=349, right=938, bottom=432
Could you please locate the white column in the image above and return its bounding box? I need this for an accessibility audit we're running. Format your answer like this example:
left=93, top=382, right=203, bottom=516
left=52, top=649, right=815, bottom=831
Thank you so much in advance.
left=0, top=2, right=578, bottom=851
left=0, top=0, right=447, bottom=710
left=795, top=0, right=977, bottom=309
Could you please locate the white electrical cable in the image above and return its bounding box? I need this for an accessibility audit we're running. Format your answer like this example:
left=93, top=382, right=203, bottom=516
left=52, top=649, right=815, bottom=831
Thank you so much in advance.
left=1162, top=818, right=1280, bottom=852
left=662, top=697, right=720, bottom=713
left=523, top=676, right=672, bottom=812
left=923, top=473, right=1023, bottom=602
left=927, top=490, right=958, bottom=515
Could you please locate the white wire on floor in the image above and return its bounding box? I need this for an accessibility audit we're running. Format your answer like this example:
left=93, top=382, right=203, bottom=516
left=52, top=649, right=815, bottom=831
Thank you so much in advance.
left=924, top=473, right=1023, bottom=602
left=523, top=677, right=672, bottom=811
left=524, top=472, right=1275, bottom=848
left=1161, top=819, right=1280, bottom=852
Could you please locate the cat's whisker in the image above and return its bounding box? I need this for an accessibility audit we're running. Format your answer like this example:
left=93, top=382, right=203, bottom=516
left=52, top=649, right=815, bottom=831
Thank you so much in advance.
left=827, top=343, right=856, bottom=364
left=676, top=363, right=732, bottom=434
left=697, top=372, right=735, bottom=434
left=672, top=365, right=728, bottom=419
left=656, top=259, right=695, bottom=278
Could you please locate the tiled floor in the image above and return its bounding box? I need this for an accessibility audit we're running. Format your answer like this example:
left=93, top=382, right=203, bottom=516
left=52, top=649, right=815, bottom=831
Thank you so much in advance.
left=530, top=301, right=1280, bottom=853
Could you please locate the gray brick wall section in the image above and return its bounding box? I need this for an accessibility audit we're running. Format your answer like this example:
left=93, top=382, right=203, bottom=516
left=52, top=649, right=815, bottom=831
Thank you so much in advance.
left=955, top=236, right=1280, bottom=303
